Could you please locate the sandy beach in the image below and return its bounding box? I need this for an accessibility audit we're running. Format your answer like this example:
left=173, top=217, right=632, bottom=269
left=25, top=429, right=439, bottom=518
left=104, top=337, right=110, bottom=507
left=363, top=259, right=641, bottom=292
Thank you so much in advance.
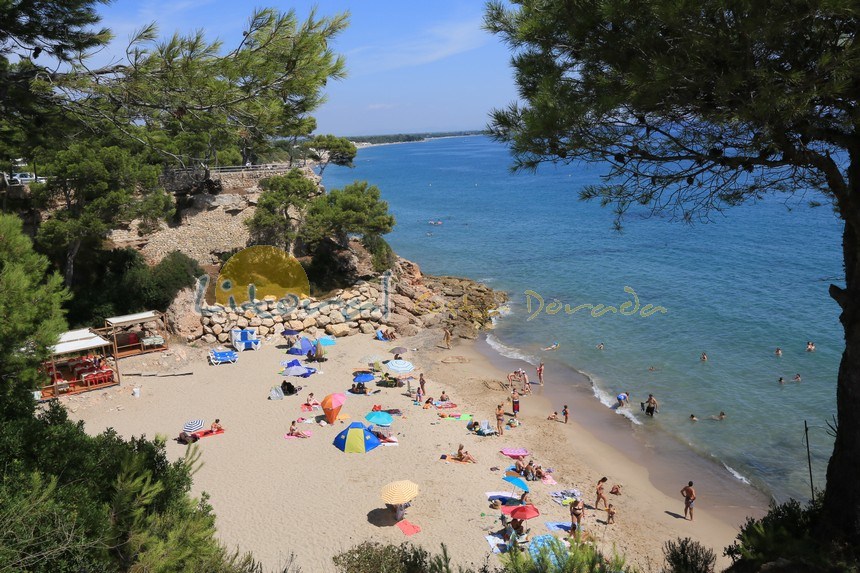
left=65, top=327, right=760, bottom=572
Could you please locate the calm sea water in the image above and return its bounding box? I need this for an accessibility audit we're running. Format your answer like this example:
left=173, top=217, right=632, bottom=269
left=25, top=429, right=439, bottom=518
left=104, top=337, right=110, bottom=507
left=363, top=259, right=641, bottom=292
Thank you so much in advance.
left=324, top=135, right=842, bottom=502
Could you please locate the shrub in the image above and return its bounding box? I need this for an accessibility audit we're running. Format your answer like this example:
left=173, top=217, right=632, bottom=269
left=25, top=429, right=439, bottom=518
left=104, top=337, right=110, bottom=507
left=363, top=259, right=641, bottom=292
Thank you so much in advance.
left=663, top=537, right=715, bottom=573
left=332, top=541, right=431, bottom=573
left=362, top=234, right=395, bottom=272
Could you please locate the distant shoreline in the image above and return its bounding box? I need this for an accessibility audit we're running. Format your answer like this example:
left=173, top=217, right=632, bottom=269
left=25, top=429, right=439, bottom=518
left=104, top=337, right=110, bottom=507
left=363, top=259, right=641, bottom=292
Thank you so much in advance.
left=351, top=131, right=487, bottom=148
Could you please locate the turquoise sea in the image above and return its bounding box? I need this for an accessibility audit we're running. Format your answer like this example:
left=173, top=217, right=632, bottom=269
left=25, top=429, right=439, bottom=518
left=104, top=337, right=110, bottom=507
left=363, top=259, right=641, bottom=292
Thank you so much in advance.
left=323, top=135, right=843, bottom=503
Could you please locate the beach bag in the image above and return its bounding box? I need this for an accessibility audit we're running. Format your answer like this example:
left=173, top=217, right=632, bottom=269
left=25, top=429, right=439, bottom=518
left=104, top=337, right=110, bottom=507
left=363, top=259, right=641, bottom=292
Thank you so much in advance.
left=269, top=387, right=285, bottom=401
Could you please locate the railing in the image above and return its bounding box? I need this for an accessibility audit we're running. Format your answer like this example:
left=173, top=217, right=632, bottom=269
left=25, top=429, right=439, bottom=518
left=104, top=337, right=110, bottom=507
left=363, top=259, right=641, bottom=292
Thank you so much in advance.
left=170, top=163, right=296, bottom=175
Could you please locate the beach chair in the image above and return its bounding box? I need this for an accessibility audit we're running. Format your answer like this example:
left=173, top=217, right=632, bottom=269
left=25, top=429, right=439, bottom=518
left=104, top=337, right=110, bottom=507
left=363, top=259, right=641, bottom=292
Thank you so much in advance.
left=477, top=420, right=498, bottom=436
left=209, top=349, right=238, bottom=365
left=231, top=328, right=261, bottom=351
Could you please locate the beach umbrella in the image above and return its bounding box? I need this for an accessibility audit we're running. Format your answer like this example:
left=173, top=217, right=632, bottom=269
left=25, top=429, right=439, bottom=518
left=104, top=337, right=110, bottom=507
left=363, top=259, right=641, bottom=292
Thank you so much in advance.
left=380, top=480, right=419, bottom=505
left=287, top=337, right=314, bottom=355
left=365, top=411, right=393, bottom=426
left=510, top=504, right=541, bottom=520
left=333, top=422, right=381, bottom=453
left=389, top=346, right=408, bottom=355
left=386, top=359, right=414, bottom=374
left=283, top=365, right=309, bottom=377
left=360, top=354, right=385, bottom=364
left=353, top=372, right=375, bottom=383
left=321, top=393, right=347, bottom=424
left=503, top=475, right=530, bottom=492
left=317, top=336, right=336, bottom=346
left=183, top=419, right=204, bottom=432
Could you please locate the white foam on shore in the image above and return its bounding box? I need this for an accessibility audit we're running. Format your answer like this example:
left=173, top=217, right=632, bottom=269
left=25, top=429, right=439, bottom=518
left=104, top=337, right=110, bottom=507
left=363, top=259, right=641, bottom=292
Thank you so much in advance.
left=722, top=463, right=752, bottom=484
left=486, top=334, right=538, bottom=366
left=590, top=378, right=643, bottom=426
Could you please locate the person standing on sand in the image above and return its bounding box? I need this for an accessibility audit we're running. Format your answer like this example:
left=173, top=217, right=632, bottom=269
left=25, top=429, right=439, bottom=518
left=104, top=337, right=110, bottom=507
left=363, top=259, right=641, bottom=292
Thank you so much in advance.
left=562, top=404, right=569, bottom=423
left=595, top=477, right=609, bottom=509
left=419, top=373, right=426, bottom=395
left=443, top=327, right=452, bottom=349
left=569, top=497, right=585, bottom=531
left=511, top=389, right=520, bottom=418
left=537, top=362, right=544, bottom=385
left=681, top=481, right=696, bottom=521
left=496, top=404, right=505, bottom=436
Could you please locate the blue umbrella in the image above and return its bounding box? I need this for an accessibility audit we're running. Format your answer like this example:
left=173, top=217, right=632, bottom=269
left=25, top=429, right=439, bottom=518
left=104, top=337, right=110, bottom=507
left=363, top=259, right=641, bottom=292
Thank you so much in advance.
left=353, top=372, right=375, bottom=383
left=365, top=411, right=393, bottom=426
left=332, top=422, right=381, bottom=453
left=317, top=336, right=336, bottom=346
left=502, top=475, right=530, bottom=492
left=287, top=337, right=315, bottom=355
left=283, top=365, right=309, bottom=376
left=183, top=419, right=204, bottom=432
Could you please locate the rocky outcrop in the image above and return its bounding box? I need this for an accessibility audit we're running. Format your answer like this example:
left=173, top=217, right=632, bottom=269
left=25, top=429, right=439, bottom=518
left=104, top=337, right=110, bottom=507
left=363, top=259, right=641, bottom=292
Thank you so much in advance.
left=183, top=256, right=507, bottom=345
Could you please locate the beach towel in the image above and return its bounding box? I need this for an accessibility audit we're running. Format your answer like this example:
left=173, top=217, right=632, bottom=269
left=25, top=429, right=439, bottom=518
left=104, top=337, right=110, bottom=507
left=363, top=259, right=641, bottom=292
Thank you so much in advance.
left=283, top=430, right=312, bottom=439
left=435, top=401, right=458, bottom=409
left=545, top=522, right=572, bottom=533
left=380, top=438, right=399, bottom=447
left=336, top=413, right=351, bottom=421
left=396, top=519, right=421, bottom=536
left=437, top=412, right=461, bottom=419
left=485, top=491, right=512, bottom=499
left=440, top=454, right=471, bottom=464
left=541, top=475, right=558, bottom=485
left=550, top=489, right=582, bottom=506
left=300, top=404, right=313, bottom=412
left=269, top=387, right=284, bottom=401
left=501, top=448, right=529, bottom=459
left=190, top=428, right=225, bottom=440
left=485, top=534, right=506, bottom=554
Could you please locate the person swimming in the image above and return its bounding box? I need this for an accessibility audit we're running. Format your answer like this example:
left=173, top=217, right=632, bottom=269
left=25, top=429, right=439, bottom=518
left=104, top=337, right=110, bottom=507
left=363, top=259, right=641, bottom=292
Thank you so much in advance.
left=710, top=411, right=727, bottom=421
left=542, top=342, right=560, bottom=351
left=793, top=373, right=802, bottom=382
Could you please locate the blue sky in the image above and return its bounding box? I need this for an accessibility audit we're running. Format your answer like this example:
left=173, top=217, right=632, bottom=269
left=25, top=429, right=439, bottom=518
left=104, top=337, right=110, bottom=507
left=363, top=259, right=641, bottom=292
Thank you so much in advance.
left=95, top=1, right=519, bottom=136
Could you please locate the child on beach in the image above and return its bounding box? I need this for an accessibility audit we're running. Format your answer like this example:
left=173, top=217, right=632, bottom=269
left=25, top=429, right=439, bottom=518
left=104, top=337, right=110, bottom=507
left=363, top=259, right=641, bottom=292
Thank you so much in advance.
left=607, top=504, right=616, bottom=524
left=562, top=405, right=569, bottom=423
left=547, top=411, right=558, bottom=421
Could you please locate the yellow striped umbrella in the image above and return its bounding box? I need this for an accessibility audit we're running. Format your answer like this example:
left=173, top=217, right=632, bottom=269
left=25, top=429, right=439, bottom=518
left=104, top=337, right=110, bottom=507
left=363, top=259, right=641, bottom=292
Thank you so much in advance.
left=380, top=480, right=420, bottom=505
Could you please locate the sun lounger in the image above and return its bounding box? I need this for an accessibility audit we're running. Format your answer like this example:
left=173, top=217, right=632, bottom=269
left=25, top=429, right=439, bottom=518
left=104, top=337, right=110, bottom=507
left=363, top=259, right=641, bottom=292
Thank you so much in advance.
left=209, top=349, right=238, bottom=365
left=476, top=420, right=497, bottom=436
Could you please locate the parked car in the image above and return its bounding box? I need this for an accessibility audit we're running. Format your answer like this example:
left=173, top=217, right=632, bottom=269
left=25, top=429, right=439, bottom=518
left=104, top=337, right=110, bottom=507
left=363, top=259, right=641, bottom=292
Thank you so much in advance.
left=13, top=172, right=36, bottom=184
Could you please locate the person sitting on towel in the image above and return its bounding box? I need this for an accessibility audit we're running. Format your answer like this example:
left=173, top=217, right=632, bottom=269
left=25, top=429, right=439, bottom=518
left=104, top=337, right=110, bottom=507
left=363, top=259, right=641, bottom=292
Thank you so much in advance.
left=439, top=390, right=450, bottom=402
left=288, top=420, right=308, bottom=438
left=534, top=464, right=547, bottom=480
left=306, top=393, right=318, bottom=406
left=456, top=443, right=477, bottom=463
left=210, top=419, right=223, bottom=432
left=177, top=431, right=198, bottom=445
left=386, top=329, right=398, bottom=341
left=423, top=397, right=434, bottom=409
left=524, top=460, right=537, bottom=481
left=376, top=329, right=391, bottom=341
left=515, top=458, right=527, bottom=474
left=520, top=491, right=532, bottom=505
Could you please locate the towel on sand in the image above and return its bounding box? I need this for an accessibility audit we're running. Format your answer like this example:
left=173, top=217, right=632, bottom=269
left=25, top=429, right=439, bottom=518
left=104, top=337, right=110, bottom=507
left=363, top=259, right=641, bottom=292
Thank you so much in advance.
left=283, top=431, right=312, bottom=439
left=440, top=454, right=471, bottom=464
left=397, top=519, right=421, bottom=536
left=500, top=448, right=529, bottom=459
left=485, top=534, right=506, bottom=554
left=545, top=522, right=572, bottom=532
left=541, top=475, right=558, bottom=485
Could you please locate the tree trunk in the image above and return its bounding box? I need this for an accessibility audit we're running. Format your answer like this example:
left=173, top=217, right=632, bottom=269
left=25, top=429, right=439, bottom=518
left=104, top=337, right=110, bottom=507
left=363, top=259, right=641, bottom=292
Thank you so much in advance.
left=823, top=216, right=860, bottom=547
left=64, top=239, right=81, bottom=288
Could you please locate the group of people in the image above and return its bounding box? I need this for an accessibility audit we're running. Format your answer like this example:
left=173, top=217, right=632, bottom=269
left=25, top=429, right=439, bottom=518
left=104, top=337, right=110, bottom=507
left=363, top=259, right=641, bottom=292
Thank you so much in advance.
left=507, top=368, right=531, bottom=393
left=514, top=458, right=547, bottom=481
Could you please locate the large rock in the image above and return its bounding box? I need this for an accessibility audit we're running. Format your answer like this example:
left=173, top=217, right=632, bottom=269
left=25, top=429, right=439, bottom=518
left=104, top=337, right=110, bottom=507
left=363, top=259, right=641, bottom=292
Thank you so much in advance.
left=390, top=293, right=414, bottom=313
left=315, top=314, right=331, bottom=327
left=359, top=322, right=375, bottom=334
left=420, top=312, right=443, bottom=328
left=216, top=332, right=230, bottom=343
left=192, top=193, right=247, bottom=212
left=202, top=334, right=217, bottom=343
left=302, top=317, right=316, bottom=329
left=212, top=324, right=223, bottom=335
left=164, top=287, right=204, bottom=340
left=237, top=317, right=249, bottom=328
left=325, top=323, right=350, bottom=337
left=261, top=317, right=275, bottom=327
left=382, top=312, right=411, bottom=329
left=398, top=324, right=421, bottom=337
left=289, top=320, right=304, bottom=331
left=330, top=311, right=346, bottom=325
left=211, top=313, right=227, bottom=325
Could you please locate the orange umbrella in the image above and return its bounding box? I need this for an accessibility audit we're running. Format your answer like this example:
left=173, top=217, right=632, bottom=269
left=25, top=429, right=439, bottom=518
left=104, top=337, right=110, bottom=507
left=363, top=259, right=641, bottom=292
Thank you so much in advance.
left=321, top=393, right=346, bottom=424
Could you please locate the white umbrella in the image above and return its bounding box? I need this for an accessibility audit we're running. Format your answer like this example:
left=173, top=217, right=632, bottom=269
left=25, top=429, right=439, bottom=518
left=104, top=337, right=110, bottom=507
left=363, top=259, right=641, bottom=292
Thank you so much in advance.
left=386, top=359, right=414, bottom=374
left=183, top=419, right=204, bottom=432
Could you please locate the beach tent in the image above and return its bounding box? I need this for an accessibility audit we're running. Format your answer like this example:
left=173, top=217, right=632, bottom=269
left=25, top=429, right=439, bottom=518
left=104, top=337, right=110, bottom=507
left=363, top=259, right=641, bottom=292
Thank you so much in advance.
left=333, top=422, right=381, bottom=453
left=321, top=393, right=347, bottom=424
left=283, top=365, right=310, bottom=377
left=287, top=337, right=315, bottom=355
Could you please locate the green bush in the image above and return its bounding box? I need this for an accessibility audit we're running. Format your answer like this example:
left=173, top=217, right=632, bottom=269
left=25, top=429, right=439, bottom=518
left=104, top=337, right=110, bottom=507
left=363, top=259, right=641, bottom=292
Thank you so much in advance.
left=362, top=234, right=395, bottom=273
left=332, top=541, right=432, bottom=573
left=663, top=537, right=715, bottom=573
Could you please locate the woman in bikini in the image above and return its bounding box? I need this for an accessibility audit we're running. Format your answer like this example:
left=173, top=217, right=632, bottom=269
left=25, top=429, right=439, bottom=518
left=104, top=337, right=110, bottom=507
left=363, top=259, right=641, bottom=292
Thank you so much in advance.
left=496, top=403, right=505, bottom=436
left=595, top=476, right=609, bottom=509
left=569, top=498, right=585, bottom=531
left=456, top=444, right=477, bottom=463
left=288, top=420, right=308, bottom=438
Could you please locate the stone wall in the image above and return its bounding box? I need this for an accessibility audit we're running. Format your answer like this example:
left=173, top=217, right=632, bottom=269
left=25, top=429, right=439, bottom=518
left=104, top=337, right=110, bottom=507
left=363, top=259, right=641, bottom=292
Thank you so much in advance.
left=167, top=258, right=507, bottom=344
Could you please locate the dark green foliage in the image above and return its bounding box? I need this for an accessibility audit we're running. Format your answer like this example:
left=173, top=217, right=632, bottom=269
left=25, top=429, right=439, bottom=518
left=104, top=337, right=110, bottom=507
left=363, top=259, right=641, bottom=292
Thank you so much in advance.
left=723, top=496, right=857, bottom=572
left=246, top=170, right=320, bottom=250
left=65, top=248, right=201, bottom=326
left=302, top=181, right=395, bottom=248
left=663, top=538, right=715, bottom=573
left=304, top=134, right=357, bottom=175
left=362, top=234, right=395, bottom=273
left=0, top=214, right=68, bottom=420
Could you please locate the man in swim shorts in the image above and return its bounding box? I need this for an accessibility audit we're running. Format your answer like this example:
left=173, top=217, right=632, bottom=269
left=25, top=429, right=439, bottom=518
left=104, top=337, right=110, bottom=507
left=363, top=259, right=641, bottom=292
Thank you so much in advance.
left=644, top=394, right=658, bottom=416
left=681, top=481, right=696, bottom=521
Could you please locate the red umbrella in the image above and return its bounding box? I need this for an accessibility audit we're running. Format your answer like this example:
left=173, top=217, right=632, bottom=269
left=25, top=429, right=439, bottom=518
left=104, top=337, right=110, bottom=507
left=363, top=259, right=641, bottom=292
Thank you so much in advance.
left=509, top=504, right=541, bottom=520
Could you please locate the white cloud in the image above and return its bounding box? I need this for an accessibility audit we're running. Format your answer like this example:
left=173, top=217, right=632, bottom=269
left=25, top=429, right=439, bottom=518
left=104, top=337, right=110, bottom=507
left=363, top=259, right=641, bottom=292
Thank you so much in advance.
left=348, top=17, right=489, bottom=75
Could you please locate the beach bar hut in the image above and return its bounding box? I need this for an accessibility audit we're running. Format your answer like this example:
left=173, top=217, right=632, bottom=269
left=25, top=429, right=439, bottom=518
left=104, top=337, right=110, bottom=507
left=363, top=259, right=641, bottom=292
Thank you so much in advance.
left=40, top=328, right=120, bottom=399
left=105, top=310, right=168, bottom=358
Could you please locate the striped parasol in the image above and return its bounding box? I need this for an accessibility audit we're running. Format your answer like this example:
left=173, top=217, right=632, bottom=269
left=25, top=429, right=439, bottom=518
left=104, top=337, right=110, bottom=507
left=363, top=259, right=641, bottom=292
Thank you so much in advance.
left=183, top=419, right=204, bottom=432
left=359, top=354, right=385, bottom=365
left=380, top=480, right=419, bottom=505
left=386, top=359, right=414, bottom=374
